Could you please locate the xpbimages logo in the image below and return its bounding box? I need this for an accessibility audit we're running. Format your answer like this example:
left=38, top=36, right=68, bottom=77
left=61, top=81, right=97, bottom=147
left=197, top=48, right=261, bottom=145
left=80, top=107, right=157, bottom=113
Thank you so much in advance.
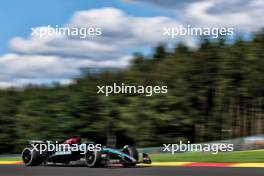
left=31, top=25, right=102, bottom=38
left=163, top=142, right=234, bottom=154
left=97, top=83, right=168, bottom=96
left=163, top=25, right=234, bottom=39
left=29, top=142, right=102, bottom=154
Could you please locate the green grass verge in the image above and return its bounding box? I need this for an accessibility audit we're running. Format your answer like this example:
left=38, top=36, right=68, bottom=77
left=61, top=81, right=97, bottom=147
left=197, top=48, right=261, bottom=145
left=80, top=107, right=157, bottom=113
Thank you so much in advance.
left=0, top=157, right=21, bottom=161
left=1, top=150, right=264, bottom=163
left=149, top=149, right=264, bottom=163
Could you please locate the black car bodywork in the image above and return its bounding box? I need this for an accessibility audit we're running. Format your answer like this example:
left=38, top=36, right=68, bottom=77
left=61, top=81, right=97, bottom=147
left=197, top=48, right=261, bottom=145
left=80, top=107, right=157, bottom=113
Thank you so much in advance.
left=22, top=137, right=151, bottom=167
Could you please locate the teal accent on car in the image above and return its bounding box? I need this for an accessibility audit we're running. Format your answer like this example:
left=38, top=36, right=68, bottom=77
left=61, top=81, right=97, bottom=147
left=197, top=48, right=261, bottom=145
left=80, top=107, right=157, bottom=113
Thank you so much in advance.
left=103, top=148, right=137, bottom=162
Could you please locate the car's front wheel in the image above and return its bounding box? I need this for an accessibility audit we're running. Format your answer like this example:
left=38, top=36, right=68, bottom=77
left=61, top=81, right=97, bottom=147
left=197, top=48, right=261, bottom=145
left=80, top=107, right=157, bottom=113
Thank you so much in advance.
left=85, top=150, right=102, bottom=167
left=122, top=146, right=138, bottom=167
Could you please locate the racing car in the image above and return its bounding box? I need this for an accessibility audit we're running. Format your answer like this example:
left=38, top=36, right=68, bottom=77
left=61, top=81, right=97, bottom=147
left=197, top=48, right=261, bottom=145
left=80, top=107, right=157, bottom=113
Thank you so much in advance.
left=22, top=137, right=151, bottom=167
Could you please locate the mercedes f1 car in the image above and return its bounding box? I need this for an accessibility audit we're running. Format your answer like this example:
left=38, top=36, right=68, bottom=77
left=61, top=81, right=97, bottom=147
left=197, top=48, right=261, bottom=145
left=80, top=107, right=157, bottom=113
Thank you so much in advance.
left=22, top=137, right=151, bottom=167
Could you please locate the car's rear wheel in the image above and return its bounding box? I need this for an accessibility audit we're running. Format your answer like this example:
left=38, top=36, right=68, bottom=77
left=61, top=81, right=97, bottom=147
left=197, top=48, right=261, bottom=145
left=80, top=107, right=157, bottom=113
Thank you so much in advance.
left=85, top=150, right=102, bottom=167
left=22, top=148, right=43, bottom=166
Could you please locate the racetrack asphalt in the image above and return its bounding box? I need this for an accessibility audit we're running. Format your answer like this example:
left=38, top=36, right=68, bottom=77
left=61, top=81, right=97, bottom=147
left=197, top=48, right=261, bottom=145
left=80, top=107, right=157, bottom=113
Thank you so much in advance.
left=1, top=164, right=263, bottom=176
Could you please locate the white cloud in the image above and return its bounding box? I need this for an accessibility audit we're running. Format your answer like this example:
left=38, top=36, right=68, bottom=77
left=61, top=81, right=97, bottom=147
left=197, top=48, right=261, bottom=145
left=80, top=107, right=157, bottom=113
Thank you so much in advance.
left=10, top=8, right=184, bottom=55
left=1, top=2, right=263, bottom=87
left=1, top=7, right=189, bottom=87
left=10, top=28, right=117, bottom=58
left=183, top=0, right=264, bottom=32
left=0, top=53, right=132, bottom=87
left=128, top=0, right=264, bottom=33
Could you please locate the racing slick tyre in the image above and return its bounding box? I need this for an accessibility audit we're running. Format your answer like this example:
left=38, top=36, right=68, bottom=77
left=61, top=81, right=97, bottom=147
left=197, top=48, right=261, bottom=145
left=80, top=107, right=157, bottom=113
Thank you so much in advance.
left=85, top=150, right=102, bottom=167
left=22, top=147, right=43, bottom=166
left=122, top=146, right=139, bottom=167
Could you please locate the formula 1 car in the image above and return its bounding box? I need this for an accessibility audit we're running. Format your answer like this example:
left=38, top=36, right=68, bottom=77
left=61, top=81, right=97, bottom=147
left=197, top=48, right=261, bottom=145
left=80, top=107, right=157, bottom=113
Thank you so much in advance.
left=22, top=137, right=151, bottom=167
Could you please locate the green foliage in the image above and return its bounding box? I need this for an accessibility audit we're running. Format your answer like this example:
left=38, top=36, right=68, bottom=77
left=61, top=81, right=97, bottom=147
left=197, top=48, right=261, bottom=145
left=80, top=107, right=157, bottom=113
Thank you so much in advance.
left=0, top=31, right=264, bottom=153
left=150, top=150, right=264, bottom=163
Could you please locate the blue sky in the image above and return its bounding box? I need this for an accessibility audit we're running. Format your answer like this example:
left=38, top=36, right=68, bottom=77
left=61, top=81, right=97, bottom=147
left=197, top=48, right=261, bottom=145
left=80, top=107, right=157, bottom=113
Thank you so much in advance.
left=0, top=0, right=263, bottom=87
